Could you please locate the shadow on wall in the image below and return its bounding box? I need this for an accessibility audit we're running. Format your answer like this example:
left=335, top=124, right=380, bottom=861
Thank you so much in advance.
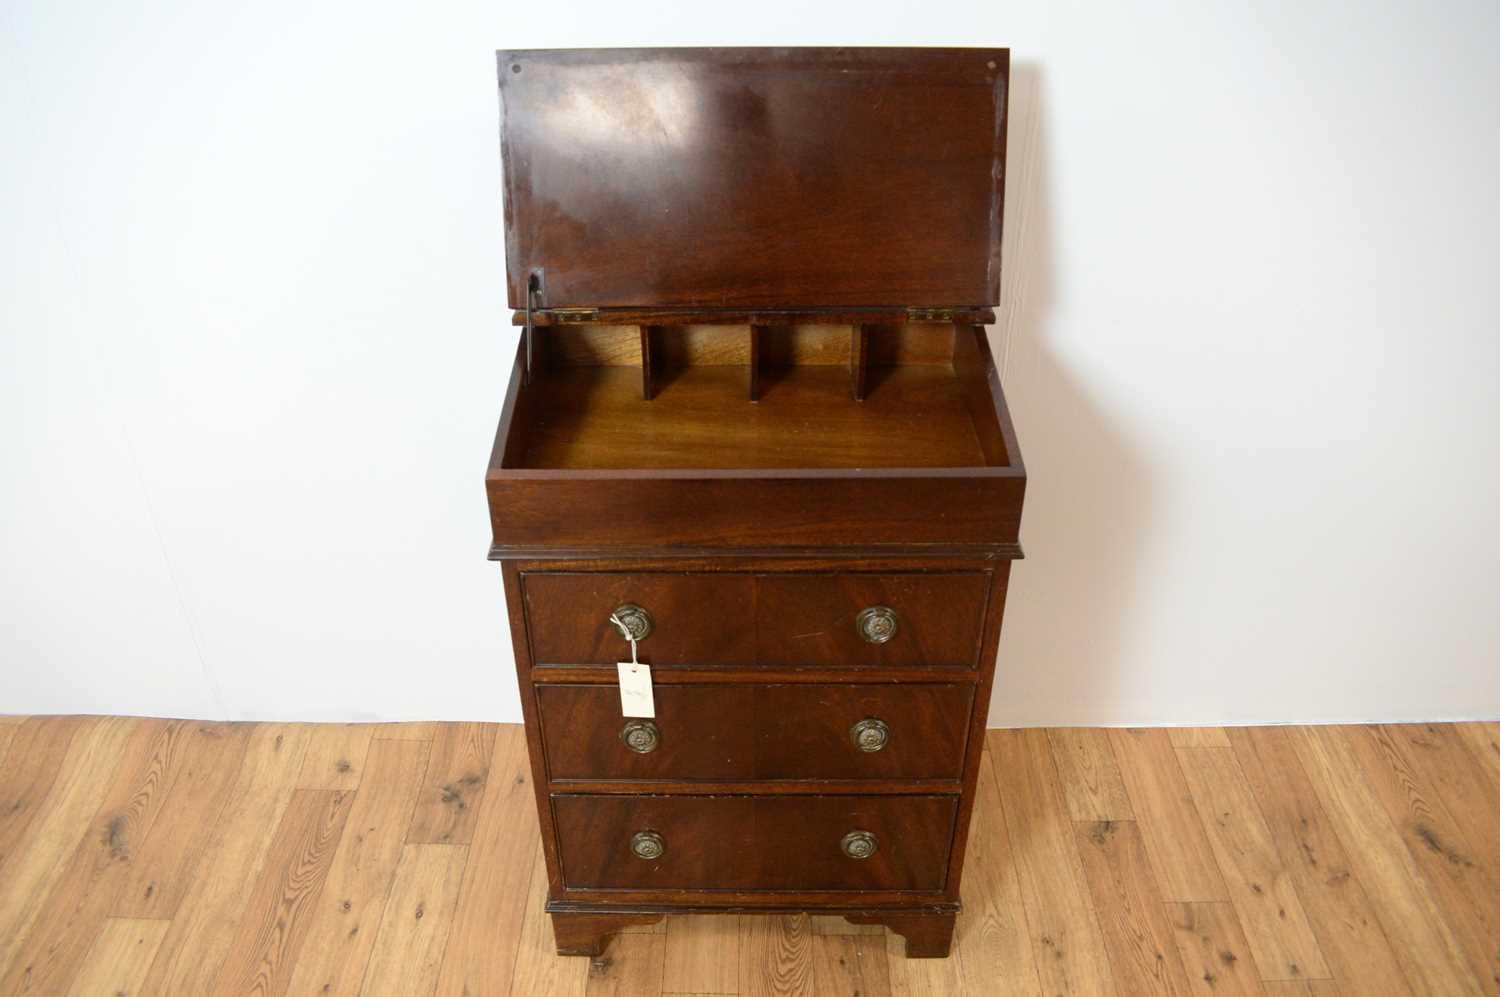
left=987, top=62, right=1159, bottom=727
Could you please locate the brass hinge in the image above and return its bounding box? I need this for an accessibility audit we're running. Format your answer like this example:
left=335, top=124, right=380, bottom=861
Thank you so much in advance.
left=550, top=308, right=600, bottom=324
left=906, top=307, right=955, bottom=322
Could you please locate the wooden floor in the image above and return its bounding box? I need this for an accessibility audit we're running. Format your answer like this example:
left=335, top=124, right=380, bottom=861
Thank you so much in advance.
left=0, top=719, right=1498, bottom=995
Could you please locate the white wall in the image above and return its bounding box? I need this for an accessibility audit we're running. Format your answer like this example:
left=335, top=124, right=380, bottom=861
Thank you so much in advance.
left=3, top=0, right=1498, bottom=726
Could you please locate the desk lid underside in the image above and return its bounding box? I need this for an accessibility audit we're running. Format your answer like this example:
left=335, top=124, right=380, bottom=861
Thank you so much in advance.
left=498, top=47, right=1010, bottom=313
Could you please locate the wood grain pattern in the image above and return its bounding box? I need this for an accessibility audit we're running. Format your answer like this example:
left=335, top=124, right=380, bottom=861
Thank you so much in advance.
left=1339, top=724, right=1500, bottom=990
left=1292, top=725, right=1484, bottom=996
left=663, top=916, right=740, bottom=994
left=498, top=48, right=1008, bottom=309
left=739, top=914, right=816, bottom=997
left=0, top=718, right=1497, bottom=994
left=359, top=843, right=470, bottom=997
left=282, top=738, right=432, bottom=996
left=298, top=724, right=376, bottom=790
left=1228, top=726, right=1410, bottom=996
left=512, top=839, right=590, bottom=996
left=112, top=722, right=252, bottom=918
left=0, top=718, right=178, bottom=994
left=406, top=722, right=495, bottom=844
left=1381, top=723, right=1500, bottom=877
left=552, top=794, right=956, bottom=892
left=1175, top=746, right=1330, bottom=981
left=66, top=916, right=170, bottom=997
left=1170, top=728, right=1232, bottom=748
left=511, top=365, right=992, bottom=471
left=1048, top=728, right=1134, bottom=821
left=813, top=932, right=892, bottom=997
left=538, top=683, right=972, bottom=782
left=1166, top=902, right=1268, bottom=997
left=1074, top=819, right=1194, bottom=996
left=139, top=723, right=312, bottom=994
left=587, top=931, right=668, bottom=995
left=0, top=715, right=85, bottom=870
left=1110, top=728, right=1230, bottom=902
left=988, top=729, right=1115, bottom=996
left=953, top=744, right=1040, bottom=995
left=431, top=725, right=542, bottom=996
left=208, top=788, right=355, bottom=996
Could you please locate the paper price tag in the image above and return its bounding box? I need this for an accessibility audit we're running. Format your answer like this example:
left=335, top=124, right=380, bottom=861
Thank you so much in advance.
left=617, top=662, right=655, bottom=718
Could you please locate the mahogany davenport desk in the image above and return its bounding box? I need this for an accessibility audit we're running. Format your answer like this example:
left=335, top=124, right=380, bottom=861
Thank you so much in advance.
left=485, top=47, right=1025, bottom=959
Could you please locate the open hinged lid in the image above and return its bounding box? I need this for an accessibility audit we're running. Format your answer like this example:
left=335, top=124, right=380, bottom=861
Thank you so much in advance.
left=498, top=47, right=1009, bottom=317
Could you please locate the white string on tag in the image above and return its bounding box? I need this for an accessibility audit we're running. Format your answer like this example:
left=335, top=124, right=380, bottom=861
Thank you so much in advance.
left=609, top=612, right=640, bottom=665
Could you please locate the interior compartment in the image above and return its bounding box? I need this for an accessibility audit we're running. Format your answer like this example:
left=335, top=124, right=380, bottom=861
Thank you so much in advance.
left=500, top=322, right=1014, bottom=470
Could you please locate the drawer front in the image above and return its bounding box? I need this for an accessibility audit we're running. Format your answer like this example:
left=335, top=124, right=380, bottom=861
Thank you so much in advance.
left=525, top=573, right=757, bottom=666
left=524, top=571, right=988, bottom=668
left=537, top=683, right=974, bottom=782
left=756, top=573, right=988, bottom=667
left=553, top=794, right=956, bottom=892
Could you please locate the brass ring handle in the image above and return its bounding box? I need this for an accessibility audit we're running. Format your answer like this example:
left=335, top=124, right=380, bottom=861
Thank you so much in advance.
left=841, top=829, right=878, bottom=860
left=855, top=606, right=898, bottom=644
left=610, top=603, right=653, bottom=642
left=631, top=830, right=665, bottom=860
left=850, top=718, right=890, bottom=752
left=620, top=719, right=661, bottom=754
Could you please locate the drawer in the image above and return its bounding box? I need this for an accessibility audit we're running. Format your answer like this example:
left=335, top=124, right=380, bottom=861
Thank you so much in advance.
left=553, top=794, right=956, bottom=892
left=523, top=571, right=988, bottom=667
left=755, top=573, right=988, bottom=667
left=524, top=573, right=757, bottom=666
left=537, top=683, right=974, bottom=782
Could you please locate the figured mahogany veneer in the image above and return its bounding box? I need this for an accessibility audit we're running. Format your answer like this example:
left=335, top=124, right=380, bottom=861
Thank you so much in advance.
left=488, top=46, right=1023, bottom=961
left=523, top=571, right=988, bottom=668
left=552, top=794, right=958, bottom=892
left=537, top=683, right=974, bottom=782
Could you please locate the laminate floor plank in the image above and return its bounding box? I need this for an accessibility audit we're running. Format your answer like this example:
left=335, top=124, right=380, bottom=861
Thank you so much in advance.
left=140, top=723, right=312, bottom=994
left=1175, top=746, right=1329, bottom=981
left=282, top=738, right=432, bottom=996
left=1169, top=728, right=1232, bottom=748
left=0, top=715, right=88, bottom=872
left=1292, top=725, right=1484, bottom=996
left=0, top=718, right=179, bottom=994
left=1453, top=723, right=1500, bottom=789
left=510, top=839, right=589, bottom=997
left=1263, top=982, right=1343, bottom=997
left=1165, top=901, right=1266, bottom=997
left=886, top=923, right=965, bottom=997
left=988, top=728, right=1116, bottom=996
left=1228, top=726, right=1410, bottom=997
left=813, top=932, right=891, bottom=997
left=1110, top=728, right=1230, bottom=902
left=405, top=722, right=496, bottom=845
left=112, top=721, right=253, bottom=918
left=359, top=842, right=469, bottom=997
left=585, top=931, right=667, bottom=995
left=738, top=912, right=815, bottom=997
left=1074, top=819, right=1194, bottom=996
left=1048, top=727, right=1135, bottom=821
left=1341, top=724, right=1500, bottom=991
left=66, top=916, right=170, bottom=997
left=208, top=787, right=355, bottom=996
left=1382, top=723, right=1500, bottom=874
left=952, top=743, right=1041, bottom=996
left=431, top=724, right=543, bottom=996
left=297, top=723, right=376, bottom=790
left=0, top=719, right=1497, bottom=996
left=664, top=916, right=741, bottom=994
